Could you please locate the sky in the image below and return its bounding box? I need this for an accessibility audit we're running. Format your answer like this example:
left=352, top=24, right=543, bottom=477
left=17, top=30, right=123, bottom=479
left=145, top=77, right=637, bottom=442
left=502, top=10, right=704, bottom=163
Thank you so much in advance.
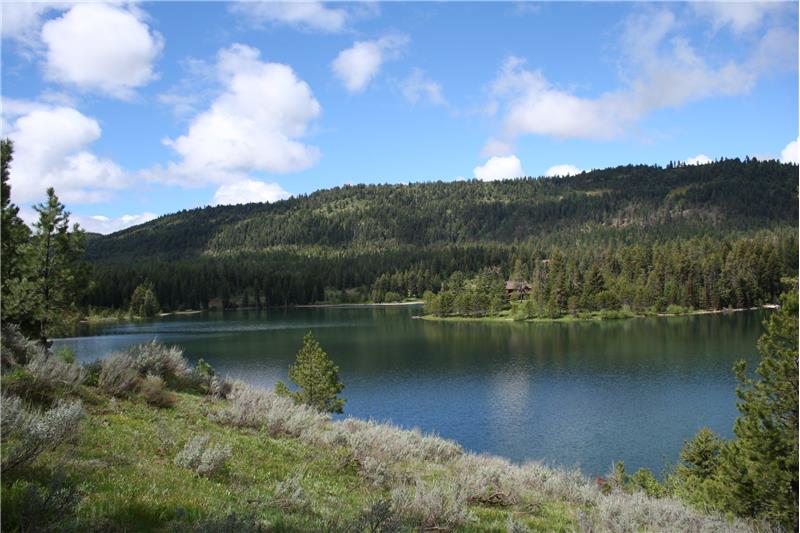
left=1, top=1, right=798, bottom=234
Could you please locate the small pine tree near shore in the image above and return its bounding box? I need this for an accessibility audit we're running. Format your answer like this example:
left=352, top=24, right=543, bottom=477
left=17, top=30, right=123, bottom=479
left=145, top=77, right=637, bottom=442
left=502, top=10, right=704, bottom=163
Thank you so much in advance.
left=276, top=332, right=345, bottom=414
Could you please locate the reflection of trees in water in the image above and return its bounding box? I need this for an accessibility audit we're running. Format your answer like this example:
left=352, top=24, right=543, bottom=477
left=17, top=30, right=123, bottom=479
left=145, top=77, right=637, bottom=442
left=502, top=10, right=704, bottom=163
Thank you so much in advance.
left=419, top=310, right=769, bottom=375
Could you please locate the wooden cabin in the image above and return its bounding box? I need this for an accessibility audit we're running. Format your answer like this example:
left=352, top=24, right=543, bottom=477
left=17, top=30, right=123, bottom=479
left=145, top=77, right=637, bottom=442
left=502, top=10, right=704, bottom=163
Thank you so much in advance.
left=505, top=280, right=532, bottom=296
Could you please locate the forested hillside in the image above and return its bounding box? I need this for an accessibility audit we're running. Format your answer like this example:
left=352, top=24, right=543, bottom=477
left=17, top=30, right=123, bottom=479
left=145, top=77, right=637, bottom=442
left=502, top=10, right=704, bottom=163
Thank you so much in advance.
left=84, top=158, right=798, bottom=311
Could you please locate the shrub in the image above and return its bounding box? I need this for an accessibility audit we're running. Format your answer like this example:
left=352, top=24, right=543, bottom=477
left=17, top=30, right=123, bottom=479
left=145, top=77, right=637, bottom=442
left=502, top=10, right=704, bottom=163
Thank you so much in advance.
left=390, top=478, right=471, bottom=530
left=26, top=351, right=84, bottom=390
left=359, top=456, right=390, bottom=488
left=98, top=354, right=139, bottom=396
left=0, top=472, right=80, bottom=531
left=54, top=346, right=76, bottom=364
left=271, top=471, right=310, bottom=513
left=196, top=358, right=215, bottom=377
left=209, top=375, right=233, bottom=399
left=506, top=515, right=529, bottom=533
left=82, top=360, right=102, bottom=387
left=213, top=382, right=329, bottom=439
left=352, top=497, right=400, bottom=533
left=628, top=467, right=665, bottom=498
left=517, top=461, right=598, bottom=506
left=579, top=491, right=753, bottom=533
left=174, top=435, right=231, bottom=477
left=455, top=454, right=521, bottom=506
left=1, top=395, right=84, bottom=471
left=129, top=340, right=189, bottom=381
left=0, top=323, right=46, bottom=369
left=155, top=421, right=177, bottom=456
left=333, top=418, right=462, bottom=465
left=139, top=375, right=177, bottom=408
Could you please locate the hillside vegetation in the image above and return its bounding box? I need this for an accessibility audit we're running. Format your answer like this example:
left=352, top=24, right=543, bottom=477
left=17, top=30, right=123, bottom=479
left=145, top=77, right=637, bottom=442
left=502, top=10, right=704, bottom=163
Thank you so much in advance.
left=83, top=159, right=798, bottom=311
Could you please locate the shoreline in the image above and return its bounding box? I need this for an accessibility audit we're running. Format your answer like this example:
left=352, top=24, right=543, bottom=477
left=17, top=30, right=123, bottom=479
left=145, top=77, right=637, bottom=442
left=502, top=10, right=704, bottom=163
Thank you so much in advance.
left=416, top=304, right=779, bottom=323
left=296, top=300, right=424, bottom=309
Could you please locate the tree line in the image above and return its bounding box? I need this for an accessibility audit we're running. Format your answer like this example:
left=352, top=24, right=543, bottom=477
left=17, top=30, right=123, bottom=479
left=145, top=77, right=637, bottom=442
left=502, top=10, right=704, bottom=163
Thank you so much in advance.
left=425, top=231, right=796, bottom=318
left=81, top=157, right=797, bottom=312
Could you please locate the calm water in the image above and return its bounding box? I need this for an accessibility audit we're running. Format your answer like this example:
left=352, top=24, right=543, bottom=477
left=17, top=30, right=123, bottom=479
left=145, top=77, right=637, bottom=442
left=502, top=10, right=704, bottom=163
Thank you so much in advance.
left=54, top=306, right=768, bottom=477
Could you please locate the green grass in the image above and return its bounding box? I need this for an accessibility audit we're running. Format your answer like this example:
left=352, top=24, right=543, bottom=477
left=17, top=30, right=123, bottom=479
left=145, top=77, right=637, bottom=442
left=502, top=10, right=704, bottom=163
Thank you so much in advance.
left=2, top=389, right=581, bottom=532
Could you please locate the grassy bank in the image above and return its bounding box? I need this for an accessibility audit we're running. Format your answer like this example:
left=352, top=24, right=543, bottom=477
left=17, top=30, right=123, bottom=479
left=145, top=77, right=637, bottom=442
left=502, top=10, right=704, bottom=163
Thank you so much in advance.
left=1, top=339, right=762, bottom=532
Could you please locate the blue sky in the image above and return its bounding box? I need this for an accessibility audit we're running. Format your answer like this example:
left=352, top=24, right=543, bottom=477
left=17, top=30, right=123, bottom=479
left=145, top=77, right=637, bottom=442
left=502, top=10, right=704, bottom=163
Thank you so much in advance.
left=2, top=1, right=798, bottom=233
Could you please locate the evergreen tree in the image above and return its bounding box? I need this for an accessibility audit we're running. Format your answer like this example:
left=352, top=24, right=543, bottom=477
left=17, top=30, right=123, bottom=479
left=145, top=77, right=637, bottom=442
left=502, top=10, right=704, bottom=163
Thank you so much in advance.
left=720, top=287, right=798, bottom=529
left=130, top=281, right=160, bottom=318
left=276, top=332, right=345, bottom=413
left=29, top=188, right=87, bottom=345
left=1, top=139, right=33, bottom=329
left=671, top=427, right=727, bottom=510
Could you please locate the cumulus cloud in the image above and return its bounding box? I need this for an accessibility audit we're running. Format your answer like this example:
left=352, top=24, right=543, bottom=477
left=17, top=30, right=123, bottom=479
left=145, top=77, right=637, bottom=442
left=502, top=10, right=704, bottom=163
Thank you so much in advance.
left=212, top=179, right=291, bottom=206
left=71, top=212, right=159, bottom=234
left=780, top=138, right=798, bottom=164
left=401, top=68, right=446, bottom=106
left=473, top=155, right=524, bottom=181
left=685, top=154, right=712, bottom=165
left=5, top=102, right=129, bottom=204
left=487, top=6, right=796, bottom=142
left=41, top=3, right=163, bottom=99
left=1, top=2, right=67, bottom=47
left=158, top=44, right=321, bottom=186
left=230, top=1, right=349, bottom=32
left=544, top=164, right=582, bottom=177
left=332, top=34, right=408, bottom=93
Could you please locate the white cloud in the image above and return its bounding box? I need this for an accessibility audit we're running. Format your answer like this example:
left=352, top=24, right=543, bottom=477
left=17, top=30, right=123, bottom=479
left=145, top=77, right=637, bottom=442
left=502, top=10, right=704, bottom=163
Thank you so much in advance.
left=473, top=155, right=524, bottom=181
left=692, top=2, right=781, bottom=34
left=41, top=3, right=163, bottom=99
left=401, top=68, right=446, bottom=106
left=5, top=103, right=130, bottom=204
left=487, top=6, right=796, bottom=142
left=332, top=34, right=408, bottom=93
left=72, top=212, right=159, bottom=234
left=212, top=179, right=291, bottom=206
left=157, top=44, right=321, bottom=186
left=544, top=164, right=582, bottom=177
left=1, top=2, right=67, bottom=46
left=230, top=2, right=349, bottom=32
left=780, top=138, right=799, bottom=164
left=685, top=154, right=712, bottom=165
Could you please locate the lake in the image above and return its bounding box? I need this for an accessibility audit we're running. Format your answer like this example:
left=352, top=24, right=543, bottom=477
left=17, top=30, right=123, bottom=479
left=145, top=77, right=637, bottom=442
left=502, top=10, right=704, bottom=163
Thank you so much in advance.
left=54, top=306, right=768, bottom=478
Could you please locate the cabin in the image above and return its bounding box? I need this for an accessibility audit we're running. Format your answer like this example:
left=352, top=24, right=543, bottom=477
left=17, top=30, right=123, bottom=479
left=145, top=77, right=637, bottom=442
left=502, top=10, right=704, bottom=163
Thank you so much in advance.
left=505, top=280, right=532, bottom=297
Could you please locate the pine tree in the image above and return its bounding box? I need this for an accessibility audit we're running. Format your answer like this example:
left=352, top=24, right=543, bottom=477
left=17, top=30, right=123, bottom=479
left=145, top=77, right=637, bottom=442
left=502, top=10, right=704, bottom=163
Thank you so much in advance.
left=30, top=188, right=87, bottom=345
left=721, top=286, right=798, bottom=528
left=276, top=332, right=345, bottom=413
left=1, top=139, right=33, bottom=329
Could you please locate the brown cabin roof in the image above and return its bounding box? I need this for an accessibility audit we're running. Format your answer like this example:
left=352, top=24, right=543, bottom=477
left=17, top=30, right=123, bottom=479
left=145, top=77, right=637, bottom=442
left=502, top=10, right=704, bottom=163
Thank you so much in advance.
left=505, top=280, right=532, bottom=291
